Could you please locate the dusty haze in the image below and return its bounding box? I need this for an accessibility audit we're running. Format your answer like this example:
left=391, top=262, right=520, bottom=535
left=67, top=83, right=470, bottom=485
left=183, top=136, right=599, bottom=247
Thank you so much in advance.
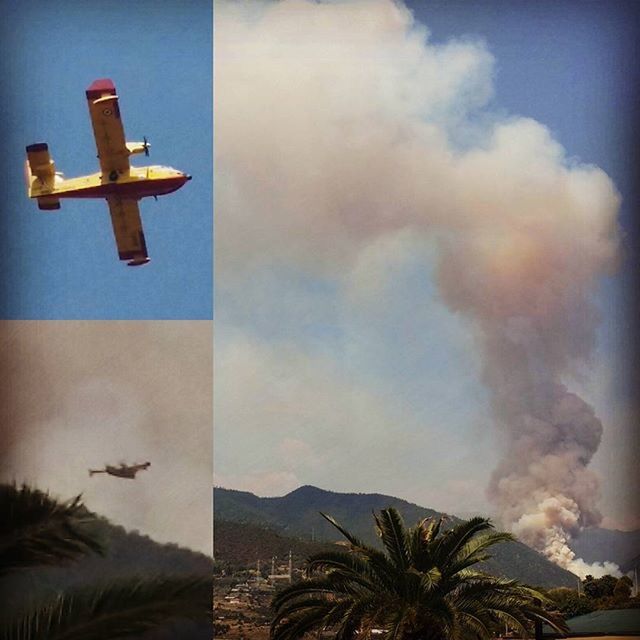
left=1, top=321, right=212, bottom=555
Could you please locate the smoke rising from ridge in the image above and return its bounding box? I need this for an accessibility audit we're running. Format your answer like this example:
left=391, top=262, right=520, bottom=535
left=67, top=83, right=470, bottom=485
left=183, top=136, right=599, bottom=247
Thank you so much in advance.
left=216, top=0, right=621, bottom=575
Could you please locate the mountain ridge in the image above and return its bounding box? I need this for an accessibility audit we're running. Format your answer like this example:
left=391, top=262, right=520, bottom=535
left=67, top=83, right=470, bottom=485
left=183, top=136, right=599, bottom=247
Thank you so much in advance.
left=214, top=484, right=580, bottom=588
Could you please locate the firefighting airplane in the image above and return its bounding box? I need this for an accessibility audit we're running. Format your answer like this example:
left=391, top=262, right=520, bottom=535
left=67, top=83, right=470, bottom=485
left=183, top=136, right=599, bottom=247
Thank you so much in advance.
left=25, top=79, right=191, bottom=266
left=89, top=461, right=151, bottom=479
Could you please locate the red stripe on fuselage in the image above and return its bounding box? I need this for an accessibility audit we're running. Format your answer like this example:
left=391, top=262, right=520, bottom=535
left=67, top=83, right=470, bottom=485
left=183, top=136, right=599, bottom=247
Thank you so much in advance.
left=56, top=176, right=188, bottom=199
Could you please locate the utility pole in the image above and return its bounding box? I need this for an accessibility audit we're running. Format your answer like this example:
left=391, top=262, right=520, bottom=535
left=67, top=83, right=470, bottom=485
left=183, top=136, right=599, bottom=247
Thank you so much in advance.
left=288, top=549, right=293, bottom=583
left=534, top=598, right=543, bottom=640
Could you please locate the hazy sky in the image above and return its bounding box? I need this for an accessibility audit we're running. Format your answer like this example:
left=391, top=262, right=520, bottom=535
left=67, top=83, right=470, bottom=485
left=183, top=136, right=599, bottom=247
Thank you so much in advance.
left=0, top=0, right=212, bottom=319
left=214, top=0, right=639, bottom=545
left=1, top=321, right=212, bottom=555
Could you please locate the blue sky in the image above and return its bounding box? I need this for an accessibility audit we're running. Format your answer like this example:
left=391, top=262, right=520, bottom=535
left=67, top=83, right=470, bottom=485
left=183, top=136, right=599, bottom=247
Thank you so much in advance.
left=413, top=1, right=638, bottom=197
left=214, top=0, right=640, bottom=553
left=0, top=0, right=212, bottom=319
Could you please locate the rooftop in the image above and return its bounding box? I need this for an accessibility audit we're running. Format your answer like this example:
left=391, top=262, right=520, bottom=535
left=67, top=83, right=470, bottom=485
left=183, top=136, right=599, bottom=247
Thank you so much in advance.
left=545, top=609, right=640, bottom=637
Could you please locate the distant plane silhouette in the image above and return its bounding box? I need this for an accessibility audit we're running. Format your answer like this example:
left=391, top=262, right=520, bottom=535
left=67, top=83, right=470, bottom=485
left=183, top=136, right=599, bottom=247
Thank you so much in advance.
left=89, top=461, right=151, bottom=479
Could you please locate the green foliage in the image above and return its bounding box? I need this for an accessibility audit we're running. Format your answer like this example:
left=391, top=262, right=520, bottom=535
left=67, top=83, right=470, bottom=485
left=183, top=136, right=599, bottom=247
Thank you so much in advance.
left=583, top=574, right=619, bottom=599
left=271, top=508, right=568, bottom=640
left=613, top=576, right=632, bottom=601
left=547, top=587, right=596, bottom=617
left=548, top=575, right=639, bottom=615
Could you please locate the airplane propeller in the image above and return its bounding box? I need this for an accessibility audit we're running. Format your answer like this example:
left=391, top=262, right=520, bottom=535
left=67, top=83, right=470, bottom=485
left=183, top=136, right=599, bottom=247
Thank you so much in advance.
left=143, top=136, right=150, bottom=157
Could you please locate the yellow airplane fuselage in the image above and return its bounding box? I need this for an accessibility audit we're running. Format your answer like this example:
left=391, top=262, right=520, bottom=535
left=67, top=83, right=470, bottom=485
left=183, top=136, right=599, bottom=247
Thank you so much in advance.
left=26, top=164, right=191, bottom=201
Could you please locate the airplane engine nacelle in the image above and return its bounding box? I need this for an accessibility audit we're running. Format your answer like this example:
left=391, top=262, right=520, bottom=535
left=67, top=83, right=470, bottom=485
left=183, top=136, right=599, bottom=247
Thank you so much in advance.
left=126, top=141, right=150, bottom=156
left=37, top=196, right=61, bottom=211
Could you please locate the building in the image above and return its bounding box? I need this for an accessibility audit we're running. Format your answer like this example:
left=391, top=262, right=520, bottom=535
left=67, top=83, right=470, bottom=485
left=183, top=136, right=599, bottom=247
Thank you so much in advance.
left=545, top=609, right=640, bottom=639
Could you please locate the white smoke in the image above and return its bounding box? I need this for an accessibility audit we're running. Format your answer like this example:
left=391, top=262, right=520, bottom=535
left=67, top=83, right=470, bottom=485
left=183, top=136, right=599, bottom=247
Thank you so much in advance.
left=215, top=0, right=622, bottom=572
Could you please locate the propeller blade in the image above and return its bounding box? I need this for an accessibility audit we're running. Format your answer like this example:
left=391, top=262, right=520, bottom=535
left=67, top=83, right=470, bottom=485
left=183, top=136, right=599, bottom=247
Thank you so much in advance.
left=143, top=136, right=150, bottom=157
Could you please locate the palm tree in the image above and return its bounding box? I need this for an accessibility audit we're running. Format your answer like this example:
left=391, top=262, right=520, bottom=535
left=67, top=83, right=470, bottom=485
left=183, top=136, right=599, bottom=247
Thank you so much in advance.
left=271, top=508, right=567, bottom=640
left=0, top=483, right=211, bottom=640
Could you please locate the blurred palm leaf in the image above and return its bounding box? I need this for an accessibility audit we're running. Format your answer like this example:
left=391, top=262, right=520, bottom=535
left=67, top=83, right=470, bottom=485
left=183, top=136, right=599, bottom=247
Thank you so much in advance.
left=0, top=574, right=211, bottom=640
left=1, top=484, right=212, bottom=639
left=0, top=484, right=105, bottom=575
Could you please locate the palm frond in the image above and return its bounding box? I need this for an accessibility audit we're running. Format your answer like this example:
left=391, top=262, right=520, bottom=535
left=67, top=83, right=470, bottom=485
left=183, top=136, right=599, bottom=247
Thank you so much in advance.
left=272, top=576, right=349, bottom=611
left=306, top=550, right=380, bottom=593
left=431, top=517, right=494, bottom=573
left=0, top=484, right=105, bottom=576
left=415, top=566, right=441, bottom=594
left=320, top=512, right=369, bottom=550
left=272, top=596, right=336, bottom=628
left=333, top=595, right=383, bottom=640
left=0, top=574, right=211, bottom=640
left=318, top=513, right=402, bottom=592
left=448, top=531, right=515, bottom=575
left=306, top=549, right=373, bottom=578
left=271, top=605, right=332, bottom=640
left=374, top=509, right=410, bottom=571
left=457, top=611, right=491, bottom=639
left=384, top=604, right=409, bottom=640
left=409, top=517, right=447, bottom=572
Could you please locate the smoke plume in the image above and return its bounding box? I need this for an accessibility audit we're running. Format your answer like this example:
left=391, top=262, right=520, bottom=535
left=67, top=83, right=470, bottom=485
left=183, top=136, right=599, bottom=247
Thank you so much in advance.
left=216, top=0, right=622, bottom=575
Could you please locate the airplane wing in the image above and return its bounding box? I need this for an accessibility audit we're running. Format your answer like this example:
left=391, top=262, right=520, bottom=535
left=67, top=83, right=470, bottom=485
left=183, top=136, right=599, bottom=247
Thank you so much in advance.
left=106, top=197, right=150, bottom=266
left=86, top=79, right=130, bottom=177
